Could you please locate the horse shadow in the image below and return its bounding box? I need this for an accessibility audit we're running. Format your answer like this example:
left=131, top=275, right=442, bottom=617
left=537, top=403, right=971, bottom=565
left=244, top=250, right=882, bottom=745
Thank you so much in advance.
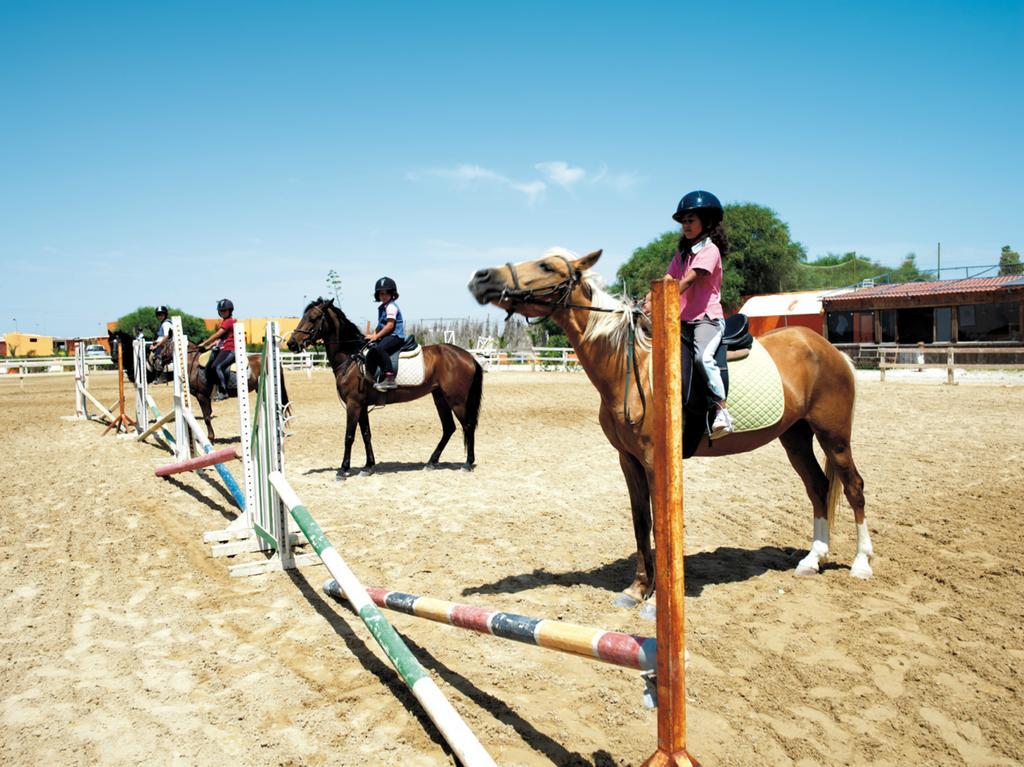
left=286, top=569, right=620, bottom=765
left=461, top=545, right=816, bottom=599
left=303, top=461, right=468, bottom=476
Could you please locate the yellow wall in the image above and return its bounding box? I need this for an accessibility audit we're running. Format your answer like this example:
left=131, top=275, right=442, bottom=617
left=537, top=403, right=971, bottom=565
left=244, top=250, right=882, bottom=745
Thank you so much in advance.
left=3, top=332, right=54, bottom=357
left=239, top=317, right=301, bottom=347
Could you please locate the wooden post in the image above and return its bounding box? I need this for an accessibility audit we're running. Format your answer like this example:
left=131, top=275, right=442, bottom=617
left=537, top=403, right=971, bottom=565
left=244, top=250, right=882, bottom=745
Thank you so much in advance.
left=103, top=341, right=136, bottom=435
left=947, top=346, right=955, bottom=385
left=644, top=276, right=699, bottom=767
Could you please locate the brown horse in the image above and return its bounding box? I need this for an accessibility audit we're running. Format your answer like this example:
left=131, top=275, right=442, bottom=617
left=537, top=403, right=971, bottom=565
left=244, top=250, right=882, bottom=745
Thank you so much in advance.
left=156, top=331, right=284, bottom=440
left=287, top=298, right=483, bottom=477
left=469, top=248, right=872, bottom=618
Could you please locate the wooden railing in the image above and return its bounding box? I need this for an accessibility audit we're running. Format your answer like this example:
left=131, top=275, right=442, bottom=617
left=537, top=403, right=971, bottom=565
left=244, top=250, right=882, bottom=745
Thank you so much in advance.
left=876, top=345, right=1024, bottom=384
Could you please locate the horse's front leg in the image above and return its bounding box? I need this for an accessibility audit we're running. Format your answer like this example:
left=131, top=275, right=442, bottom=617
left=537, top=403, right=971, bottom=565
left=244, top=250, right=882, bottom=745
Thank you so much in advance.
left=611, top=451, right=655, bottom=614
left=357, top=409, right=375, bottom=476
left=337, top=403, right=360, bottom=480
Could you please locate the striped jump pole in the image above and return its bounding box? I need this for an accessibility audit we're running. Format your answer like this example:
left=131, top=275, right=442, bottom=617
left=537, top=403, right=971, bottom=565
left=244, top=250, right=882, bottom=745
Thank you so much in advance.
left=323, top=580, right=657, bottom=672
left=268, top=471, right=495, bottom=767
left=180, top=407, right=247, bottom=510
left=155, top=447, right=239, bottom=477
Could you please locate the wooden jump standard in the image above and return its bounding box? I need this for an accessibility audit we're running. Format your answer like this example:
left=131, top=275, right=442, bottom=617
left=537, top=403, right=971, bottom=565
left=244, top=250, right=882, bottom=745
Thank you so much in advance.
left=323, top=580, right=657, bottom=671
left=647, top=276, right=697, bottom=766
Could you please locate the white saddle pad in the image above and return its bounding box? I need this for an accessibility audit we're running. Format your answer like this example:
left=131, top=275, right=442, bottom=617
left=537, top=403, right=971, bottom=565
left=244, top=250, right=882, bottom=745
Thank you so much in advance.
left=394, top=346, right=425, bottom=387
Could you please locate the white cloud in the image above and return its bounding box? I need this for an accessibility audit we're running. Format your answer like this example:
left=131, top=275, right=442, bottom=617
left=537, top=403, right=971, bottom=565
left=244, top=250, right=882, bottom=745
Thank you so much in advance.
left=409, top=160, right=637, bottom=204
left=410, top=163, right=546, bottom=204
left=535, top=160, right=586, bottom=188
left=590, top=163, right=639, bottom=192
left=510, top=180, right=546, bottom=206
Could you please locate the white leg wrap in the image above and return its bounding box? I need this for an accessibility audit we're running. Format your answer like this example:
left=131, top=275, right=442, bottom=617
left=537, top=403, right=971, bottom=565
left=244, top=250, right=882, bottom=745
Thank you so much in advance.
left=795, top=517, right=829, bottom=576
left=850, top=521, right=874, bottom=579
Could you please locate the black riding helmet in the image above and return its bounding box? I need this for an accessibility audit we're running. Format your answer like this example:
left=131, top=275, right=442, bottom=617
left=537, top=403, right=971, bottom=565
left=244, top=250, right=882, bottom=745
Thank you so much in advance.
left=217, top=298, right=234, bottom=312
left=373, top=276, right=399, bottom=300
left=672, top=190, right=724, bottom=228
left=155, top=305, right=169, bottom=316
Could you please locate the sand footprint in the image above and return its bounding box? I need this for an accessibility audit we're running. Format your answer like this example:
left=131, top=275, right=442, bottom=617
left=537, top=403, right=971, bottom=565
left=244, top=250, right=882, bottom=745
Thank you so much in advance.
left=920, top=706, right=1019, bottom=765
left=871, top=654, right=909, bottom=698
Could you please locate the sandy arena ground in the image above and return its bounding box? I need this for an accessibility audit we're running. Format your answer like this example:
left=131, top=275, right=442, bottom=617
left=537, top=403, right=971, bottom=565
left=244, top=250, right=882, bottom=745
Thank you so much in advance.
left=1, top=368, right=1022, bottom=766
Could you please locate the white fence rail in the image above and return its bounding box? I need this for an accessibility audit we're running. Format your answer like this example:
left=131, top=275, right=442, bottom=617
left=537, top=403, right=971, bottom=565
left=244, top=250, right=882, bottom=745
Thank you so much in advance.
left=1, top=355, right=115, bottom=377
left=469, top=346, right=582, bottom=372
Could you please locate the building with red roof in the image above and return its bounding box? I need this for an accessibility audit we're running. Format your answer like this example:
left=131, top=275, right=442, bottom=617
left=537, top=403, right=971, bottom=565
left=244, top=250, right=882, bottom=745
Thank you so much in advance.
left=821, top=275, right=1024, bottom=345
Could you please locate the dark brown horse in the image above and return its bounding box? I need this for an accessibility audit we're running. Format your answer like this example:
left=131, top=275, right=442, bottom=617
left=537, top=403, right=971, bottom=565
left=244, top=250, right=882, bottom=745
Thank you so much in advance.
left=287, top=298, right=483, bottom=477
left=469, top=248, right=872, bottom=618
left=109, top=328, right=286, bottom=442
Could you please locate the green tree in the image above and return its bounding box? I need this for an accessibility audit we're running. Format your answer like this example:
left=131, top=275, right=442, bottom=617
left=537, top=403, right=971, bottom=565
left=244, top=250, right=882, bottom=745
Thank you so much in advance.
left=999, top=245, right=1022, bottom=276
left=615, top=203, right=806, bottom=310
left=888, top=252, right=933, bottom=283
left=115, top=307, right=211, bottom=342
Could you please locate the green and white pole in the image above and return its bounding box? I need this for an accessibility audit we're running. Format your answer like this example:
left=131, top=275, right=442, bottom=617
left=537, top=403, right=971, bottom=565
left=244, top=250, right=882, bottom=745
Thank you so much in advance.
left=268, top=471, right=495, bottom=767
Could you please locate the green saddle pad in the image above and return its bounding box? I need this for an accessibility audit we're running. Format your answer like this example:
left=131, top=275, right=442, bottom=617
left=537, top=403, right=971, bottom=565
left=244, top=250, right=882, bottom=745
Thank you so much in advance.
left=728, top=338, right=784, bottom=433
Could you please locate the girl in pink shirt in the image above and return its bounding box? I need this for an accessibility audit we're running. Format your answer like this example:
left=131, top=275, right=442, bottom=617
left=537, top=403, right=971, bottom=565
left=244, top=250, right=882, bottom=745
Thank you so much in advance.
left=653, top=190, right=734, bottom=437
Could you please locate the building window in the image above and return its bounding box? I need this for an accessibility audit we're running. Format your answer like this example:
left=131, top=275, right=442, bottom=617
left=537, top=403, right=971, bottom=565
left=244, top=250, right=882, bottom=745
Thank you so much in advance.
left=957, top=301, right=1021, bottom=342
left=880, top=310, right=897, bottom=343
left=826, top=311, right=854, bottom=343
left=935, top=307, right=952, bottom=342
left=896, top=307, right=934, bottom=344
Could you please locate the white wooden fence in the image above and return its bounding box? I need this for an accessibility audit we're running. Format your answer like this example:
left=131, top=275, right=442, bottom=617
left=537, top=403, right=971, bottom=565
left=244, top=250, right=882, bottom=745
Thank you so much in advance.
left=0, top=355, right=115, bottom=378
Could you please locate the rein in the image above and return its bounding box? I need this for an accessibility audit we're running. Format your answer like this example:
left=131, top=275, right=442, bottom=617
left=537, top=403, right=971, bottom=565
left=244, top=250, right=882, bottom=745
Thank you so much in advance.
left=502, top=255, right=620, bottom=324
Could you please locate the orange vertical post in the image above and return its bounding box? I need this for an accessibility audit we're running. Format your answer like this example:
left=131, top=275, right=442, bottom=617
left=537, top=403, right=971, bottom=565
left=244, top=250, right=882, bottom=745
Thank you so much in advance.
left=643, top=276, right=699, bottom=767
left=103, top=341, right=136, bottom=435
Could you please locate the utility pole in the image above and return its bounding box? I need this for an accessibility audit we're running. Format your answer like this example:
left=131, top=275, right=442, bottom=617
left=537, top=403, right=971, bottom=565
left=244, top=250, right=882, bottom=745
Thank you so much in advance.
left=937, top=242, right=941, bottom=280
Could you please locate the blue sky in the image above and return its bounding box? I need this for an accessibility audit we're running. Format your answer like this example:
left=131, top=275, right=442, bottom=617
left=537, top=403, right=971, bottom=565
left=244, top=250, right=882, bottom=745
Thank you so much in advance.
left=2, top=2, right=1021, bottom=338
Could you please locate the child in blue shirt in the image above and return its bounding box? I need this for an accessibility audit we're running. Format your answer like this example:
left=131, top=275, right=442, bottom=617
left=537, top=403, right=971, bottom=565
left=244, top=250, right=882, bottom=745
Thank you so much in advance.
left=366, top=277, right=404, bottom=391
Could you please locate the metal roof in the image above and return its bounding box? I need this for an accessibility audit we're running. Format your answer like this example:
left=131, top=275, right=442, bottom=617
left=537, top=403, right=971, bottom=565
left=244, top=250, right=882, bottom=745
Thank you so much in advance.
left=739, top=288, right=852, bottom=317
left=823, top=275, right=1024, bottom=305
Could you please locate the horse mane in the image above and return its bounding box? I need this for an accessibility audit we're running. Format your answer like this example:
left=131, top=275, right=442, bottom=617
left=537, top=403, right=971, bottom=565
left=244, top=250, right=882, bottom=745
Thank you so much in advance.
left=306, top=297, right=364, bottom=345
left=534, top=245, right=652, bottom=355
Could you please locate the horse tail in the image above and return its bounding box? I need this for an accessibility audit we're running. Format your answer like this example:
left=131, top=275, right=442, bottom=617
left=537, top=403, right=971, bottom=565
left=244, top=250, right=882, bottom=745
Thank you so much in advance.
left=463, top=356, right=484, bottom=445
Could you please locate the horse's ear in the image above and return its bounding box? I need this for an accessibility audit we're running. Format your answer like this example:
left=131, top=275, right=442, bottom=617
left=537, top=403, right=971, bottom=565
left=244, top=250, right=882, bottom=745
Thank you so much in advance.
left=575, top=249, right=602, bottom=272
left=327, top=298, right=334, bottom=306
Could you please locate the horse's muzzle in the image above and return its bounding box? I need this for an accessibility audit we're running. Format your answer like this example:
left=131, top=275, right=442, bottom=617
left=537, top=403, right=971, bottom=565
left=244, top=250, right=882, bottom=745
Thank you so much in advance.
left=468, top=268, right=507, bottom=305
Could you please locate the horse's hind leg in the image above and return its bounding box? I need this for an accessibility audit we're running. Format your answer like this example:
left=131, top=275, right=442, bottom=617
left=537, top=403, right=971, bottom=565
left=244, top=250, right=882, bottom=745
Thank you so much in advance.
left=815, top=428, right=872, bottom=579
left=427, top=390, right=457, bottom=468
left=779, top=420, right=831, bottom=576
left=448, top=396, right=477, bottom=471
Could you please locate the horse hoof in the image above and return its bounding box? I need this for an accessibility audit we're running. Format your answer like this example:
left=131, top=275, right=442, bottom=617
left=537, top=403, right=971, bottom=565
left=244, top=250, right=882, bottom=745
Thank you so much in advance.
left=612, top=593, right=641, bottom=609
left=359, top=468, right=373, bottom=477
left=460, top=463, right=474, bottom=472
left=424, top=463, right=437, bottom=471
left=638, top=601, right=657, bottom=622
left=335, top=471, right=349, bottom=481
left=794, top=563, right=819, bottom=577
left=849, top=560, right=873, bottom=579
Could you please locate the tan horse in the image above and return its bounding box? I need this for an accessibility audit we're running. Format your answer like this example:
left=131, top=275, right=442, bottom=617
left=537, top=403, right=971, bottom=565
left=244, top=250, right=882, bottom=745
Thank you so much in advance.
left=469, top=248, right=872, bottom=618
